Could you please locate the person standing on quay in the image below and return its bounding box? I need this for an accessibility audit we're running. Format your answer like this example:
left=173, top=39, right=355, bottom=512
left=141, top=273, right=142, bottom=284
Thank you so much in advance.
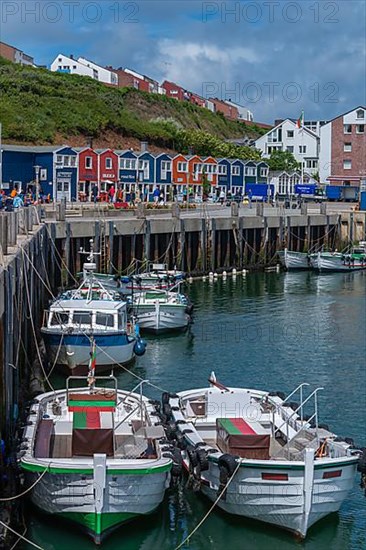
left=92, top=183, right=98, bottom=204
left=109, top=184, right=115, bottom=203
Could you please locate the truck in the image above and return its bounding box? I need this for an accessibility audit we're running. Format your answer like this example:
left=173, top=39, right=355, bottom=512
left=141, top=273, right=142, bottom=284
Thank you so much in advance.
left=245, top=183, right=274, bottom=202
left=324, top=185, right=359, bottom=202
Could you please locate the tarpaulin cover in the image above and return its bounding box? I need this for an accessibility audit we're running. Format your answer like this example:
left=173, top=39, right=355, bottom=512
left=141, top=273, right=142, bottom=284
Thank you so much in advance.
left=216, top=418, right=270, bottom=460
left=72, top=428, right=113, bottom=456
left=34, top=419, right=54, bottom=458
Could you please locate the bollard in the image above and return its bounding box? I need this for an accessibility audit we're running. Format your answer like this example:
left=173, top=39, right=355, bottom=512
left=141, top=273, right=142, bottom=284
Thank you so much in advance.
left=256, top=202, right=264, bottom=217
left=6, top=212, right=17, bottom=247
left=56, top=202, right=66, bottom=221
left=19, top=208, right=27, bottom=235
left=171, top=203, right=180, bottom=219
left=0, top=213, right=8, bottom=256
left=136, top=203, right=146, bottom=219
left=25, top=207, right=33, bottom=231
left=231, top=202, right=238, bottom=217
left=320, top=203, right=327, bottom=215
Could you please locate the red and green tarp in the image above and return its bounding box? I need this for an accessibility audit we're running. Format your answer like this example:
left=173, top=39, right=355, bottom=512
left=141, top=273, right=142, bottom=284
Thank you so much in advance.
left=217, top=418, right=257, bottom=435
left=73, top=409, right=104, bottom=429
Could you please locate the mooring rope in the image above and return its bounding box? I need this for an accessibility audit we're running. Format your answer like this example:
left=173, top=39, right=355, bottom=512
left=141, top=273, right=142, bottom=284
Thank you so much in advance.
left=174, top=458, right=243, bottom=549
left=0, top=466, right=49, bottom=502
left=0, top=520, right=45, bottom=550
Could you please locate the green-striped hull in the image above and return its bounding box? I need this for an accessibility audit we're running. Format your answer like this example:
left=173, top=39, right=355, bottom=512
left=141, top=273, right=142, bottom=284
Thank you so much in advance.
left=60, top=510, right=141, bottom=544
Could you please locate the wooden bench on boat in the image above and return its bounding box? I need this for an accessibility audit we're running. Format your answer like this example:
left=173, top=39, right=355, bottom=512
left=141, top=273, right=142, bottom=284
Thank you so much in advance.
left=216, top=418, right=270, bottom=460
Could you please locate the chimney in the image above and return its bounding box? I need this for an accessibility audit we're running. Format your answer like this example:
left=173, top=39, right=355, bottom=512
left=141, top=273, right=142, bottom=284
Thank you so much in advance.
left=70, top=54, right=74, bottom=60
left=140, top=141, right=148, bottom=153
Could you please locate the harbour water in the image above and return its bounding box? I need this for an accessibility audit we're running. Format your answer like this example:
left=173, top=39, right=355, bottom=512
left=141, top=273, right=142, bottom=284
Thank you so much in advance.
left=24, top=271, right=366, bottom=549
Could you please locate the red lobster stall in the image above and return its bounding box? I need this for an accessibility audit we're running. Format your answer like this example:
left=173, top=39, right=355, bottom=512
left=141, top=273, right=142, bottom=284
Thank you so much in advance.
left=216, top=417, right=270, bottom=459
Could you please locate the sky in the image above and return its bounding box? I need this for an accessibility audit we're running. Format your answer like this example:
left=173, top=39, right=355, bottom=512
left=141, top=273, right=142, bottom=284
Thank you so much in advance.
left=1, top=0, right=365, bottom=123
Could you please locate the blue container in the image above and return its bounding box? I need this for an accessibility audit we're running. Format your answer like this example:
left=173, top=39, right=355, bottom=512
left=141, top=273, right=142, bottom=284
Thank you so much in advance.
left=360, top=191, right=366, bottom=211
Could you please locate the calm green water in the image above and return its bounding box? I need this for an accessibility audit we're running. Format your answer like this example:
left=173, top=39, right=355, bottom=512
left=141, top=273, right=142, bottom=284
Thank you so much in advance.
left=24, top=272, right=366, bottom=550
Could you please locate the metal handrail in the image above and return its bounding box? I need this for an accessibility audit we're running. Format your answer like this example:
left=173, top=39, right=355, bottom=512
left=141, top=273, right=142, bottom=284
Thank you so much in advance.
left=272, top=411, right=317, bottom=459
left=274, top=387, right=324, bottom=439
left=282, top=382, right=310, bottom=404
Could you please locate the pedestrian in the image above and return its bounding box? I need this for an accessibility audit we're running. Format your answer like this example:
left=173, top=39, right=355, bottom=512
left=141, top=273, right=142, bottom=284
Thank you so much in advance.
left=173, top=186, right=177, bottom=202
left=92, top=183, right=98, bottom=204
left=109, top=185, right=115, bottom=203
left=219, top=189, right=225, bottom=206
left=153, top=186, right=160, bottom=205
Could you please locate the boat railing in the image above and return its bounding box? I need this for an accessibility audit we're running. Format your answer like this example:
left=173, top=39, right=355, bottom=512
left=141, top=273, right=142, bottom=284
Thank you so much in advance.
left=282, top=383, right=310, bottom=419
left=274, top=387, right=324, bottom=447
left=114, top=379, right=150, bottom=435
left=272, top=411, right=317, bottom=459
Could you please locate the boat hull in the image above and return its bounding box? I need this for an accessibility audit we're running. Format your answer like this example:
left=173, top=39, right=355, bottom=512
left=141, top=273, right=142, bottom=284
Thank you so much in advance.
left=312, top=254, right=366, bottom=272
left=185, top=457, right=357, bottom=538
left=41, top=331, right=136, bottom=373
left=24, top=464, right=171, bottom=544
left=278, top=250, right=310, bottom=270
left=134, top=304, right=190, bottom=332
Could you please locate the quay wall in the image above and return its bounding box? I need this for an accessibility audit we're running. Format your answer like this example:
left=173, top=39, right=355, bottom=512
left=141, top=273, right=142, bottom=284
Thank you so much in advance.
left=0, top=204, right=365, bottom=438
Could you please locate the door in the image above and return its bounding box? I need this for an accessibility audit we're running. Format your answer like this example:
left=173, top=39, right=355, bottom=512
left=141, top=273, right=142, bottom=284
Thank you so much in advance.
left=56, top=179, right=70, bottom=201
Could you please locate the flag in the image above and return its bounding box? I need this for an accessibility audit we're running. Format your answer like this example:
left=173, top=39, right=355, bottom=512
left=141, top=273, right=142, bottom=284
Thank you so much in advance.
left=296, top=111, right=304, bottom=129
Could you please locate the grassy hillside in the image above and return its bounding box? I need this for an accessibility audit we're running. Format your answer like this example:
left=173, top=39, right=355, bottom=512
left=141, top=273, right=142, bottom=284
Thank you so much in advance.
left=0, top=57, right=266, bottom=158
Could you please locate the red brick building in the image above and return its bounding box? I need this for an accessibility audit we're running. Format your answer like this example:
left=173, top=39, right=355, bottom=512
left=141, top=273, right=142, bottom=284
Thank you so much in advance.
left=319, top=106, right=366, bottom=185
left=162, top=80, right=190, bottom=101
left=209, top=98, right=239, bottom=120
left=0, top=41, right=34, bottom=65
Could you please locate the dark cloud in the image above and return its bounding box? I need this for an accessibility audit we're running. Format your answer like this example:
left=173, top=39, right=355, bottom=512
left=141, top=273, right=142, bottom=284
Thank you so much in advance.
left=1, top=0, right=365, bottom=122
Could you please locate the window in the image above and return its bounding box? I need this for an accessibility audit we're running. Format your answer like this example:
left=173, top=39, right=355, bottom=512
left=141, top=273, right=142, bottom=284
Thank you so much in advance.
left=343, top=159, right=352, bottom=169
left=120, top=158, right=136, bottom=170
left=177, top=162, right=188, bottom=172
left=344, top=124, right=352, bottom=134
left=286, top=146, right=294, bottom=153
left=245, top=167, right=256, bottom=176
left=287, top=130, right=294, bottom=138
left=105, top=157, right=112, bottom=169
left=218, top=165, right=227, bottom=175
left=299, top=146, right=307, bottom=154
left=356, top=125, right=364, bottom=133
left=95, top=313, right=114, bottom=328
left=50, top=312, right=69, bottom=326
left=161, top=161, right=171, bottom=171
left=56, top=155, right=63, bottom=165
left=85, top=156, right=93, bottom=169
left=260, top=168, right=268, bottom=177
left=232, top=166, right=240, bottom=176
left=356, top=109, right=364, bottom=119
left=63, top=156, right=70, bottom=167
left=73, top=65, right=77, bottom=69
left=306, top=160, right=318, bottom=169
left=344, top=142, right=352, bottom=152
left=70, top=156, right=76, bottom=167
left=73, top=312, right=92, bottom=325
left=58, top=58, right=62, bottom=62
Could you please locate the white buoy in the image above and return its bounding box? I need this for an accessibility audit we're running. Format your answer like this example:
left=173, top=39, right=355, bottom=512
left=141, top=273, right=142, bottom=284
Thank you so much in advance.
left=232, top=268, right=237, bottom=274
left=242, top=269, right=247, bottom=276
left=223, top=270, right=227, bottom=277
left=214, top=272, right=218, bottom=278
left=276, top=263, right=280, bottom=273
left=209, top=271, right=214, bottom=279
left=202, top=275, right=207, bottom=281
left=188, top=276, right=193, bottom=283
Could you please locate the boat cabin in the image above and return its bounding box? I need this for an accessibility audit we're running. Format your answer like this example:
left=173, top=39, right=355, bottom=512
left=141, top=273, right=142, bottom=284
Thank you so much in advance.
left=45, top=300, right=128, bottom=332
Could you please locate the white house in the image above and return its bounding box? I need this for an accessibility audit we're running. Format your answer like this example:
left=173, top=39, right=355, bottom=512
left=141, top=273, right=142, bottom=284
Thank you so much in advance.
left=50, top=54, right=95, bottom=78
left=77, top=57, right=118, bottom=85
left=255, top=119, right=320, bottom=175
left=50, top=54, right=118, bottom=85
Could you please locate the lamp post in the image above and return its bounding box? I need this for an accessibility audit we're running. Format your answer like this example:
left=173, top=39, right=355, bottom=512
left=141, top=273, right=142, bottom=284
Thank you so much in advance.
left=34, top=165, right=41, bottom=203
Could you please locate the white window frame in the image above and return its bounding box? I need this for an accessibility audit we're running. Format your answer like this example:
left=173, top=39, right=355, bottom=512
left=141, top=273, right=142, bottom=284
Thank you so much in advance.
left=218, top=165, right=227, bottom=175
left=299, top=145, right=307, bottom=154
left=232, top=166, right=240, bottom=176
left=56, top=155, right=63, bottom=165
left=245, top=167, right=256, bottom=177
left=286, top=146, right=294, bottom=153
left=344, top=124, right=352, bottom=134
left=260, top=168, right=268, bottom=177
left=161, top=161, right=171, bottom=171
left=343, top=159, right=352, bottom=170
left=287, top=130, right=294, bottom=138
left=63, top=156, right=70, bottom=167
left=356, top=109, right=364, bottom=119
left=85, top=156, right=93, bottom=169
left=105, top=157, right=113, bottom=169
left=177, top=162, right=188, bottom=172
left=344, top=143, right=352, bottom=152
left=70, top=156, right=76, bottom=167
left=356, top=124, right=364, bottom=134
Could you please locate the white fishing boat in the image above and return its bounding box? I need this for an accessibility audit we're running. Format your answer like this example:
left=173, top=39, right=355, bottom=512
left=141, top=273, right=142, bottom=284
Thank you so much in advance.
left=311, top=246, right=366, bottom=272
left=163, top=373, right=364, bottom=539
left=119, top=263, right=185, bottom=295
left=132, top=287, right=191, bottom=332
left=277, top=249, right=310, bottom=270
left=20, top=375, right=174, bottom=544
left=41, top=248, right=146, bottom=373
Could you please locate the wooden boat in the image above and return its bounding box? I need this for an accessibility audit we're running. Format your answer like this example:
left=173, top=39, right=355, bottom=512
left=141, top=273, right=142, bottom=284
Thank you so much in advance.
left=131, top=287, right=191, bottom=332
left=311, top=245, right=366, bottom=272
left=20, top=375, right=173, bottom=544
left=162, top=373, right=364, bottom=539
left=277, top=249, right=310, bottom=270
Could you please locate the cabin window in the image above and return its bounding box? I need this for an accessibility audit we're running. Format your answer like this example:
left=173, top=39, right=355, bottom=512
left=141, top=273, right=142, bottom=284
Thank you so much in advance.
left=50, top=312, right=69, bottom=326
left=73, top=312, right=92, bottom=326
left=323, top=470, right=342, bottom=479
left=95, top=313, right=115, bottom=328
left=261, top=473, right=288, bottom=481
left=118, top=312, right=126, bottom=329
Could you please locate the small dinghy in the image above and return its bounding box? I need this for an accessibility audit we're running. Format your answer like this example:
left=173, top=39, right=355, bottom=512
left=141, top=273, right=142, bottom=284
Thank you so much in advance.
left=20, top=370, right=173, bottom=544
left=162, top=373, right=365, bottom=538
